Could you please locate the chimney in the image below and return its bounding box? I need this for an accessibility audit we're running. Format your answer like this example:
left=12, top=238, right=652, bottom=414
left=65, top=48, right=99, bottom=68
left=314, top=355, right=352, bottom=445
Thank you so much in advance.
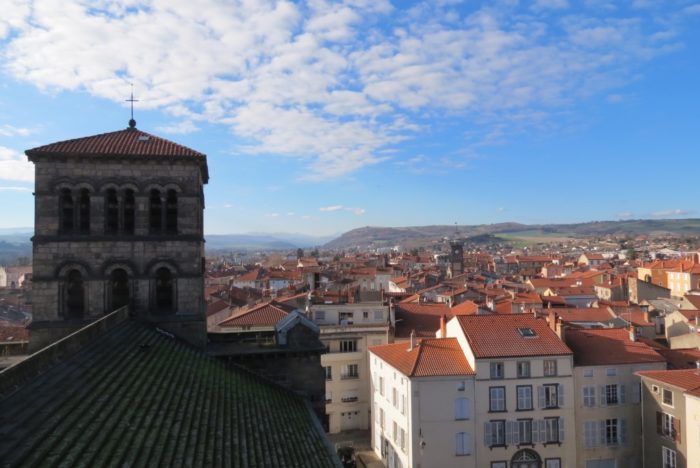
left=408, top=330, right=416, bottom=351
left=440, top=315, right=447, bottom=338
left=644, top=310, right=650, bottom=324
left=629, top=325, right=636, bottom=342
left=556, top=316, right=566, bottom=341
left=548, top=308, right=557, bottom=332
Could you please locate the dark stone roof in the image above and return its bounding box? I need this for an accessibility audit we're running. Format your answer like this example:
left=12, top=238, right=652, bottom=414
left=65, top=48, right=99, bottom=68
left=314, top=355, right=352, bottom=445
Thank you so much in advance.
left=25, top=127, right=209, bottom=182
left=0, top=320, right=339, bottom=467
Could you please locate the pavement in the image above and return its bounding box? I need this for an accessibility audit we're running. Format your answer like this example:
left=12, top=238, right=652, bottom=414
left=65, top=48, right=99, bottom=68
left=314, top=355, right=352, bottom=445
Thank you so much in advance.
left=327, top=430, right=384, bottom=468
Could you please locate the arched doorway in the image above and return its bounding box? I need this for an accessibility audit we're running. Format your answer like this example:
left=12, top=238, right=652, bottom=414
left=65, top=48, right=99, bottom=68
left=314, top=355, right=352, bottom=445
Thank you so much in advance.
left=155, top=267, right=174, bottom=313
left=511, top=448, right=542, bottom=468
left=65, top=269, right=85, bottom=318
left=110, top=269, right=130, bottom=311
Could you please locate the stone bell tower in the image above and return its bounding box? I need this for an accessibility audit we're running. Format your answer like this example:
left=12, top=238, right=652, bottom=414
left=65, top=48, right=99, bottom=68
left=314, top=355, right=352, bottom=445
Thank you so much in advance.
left=26, top=119, right=209, bottom=351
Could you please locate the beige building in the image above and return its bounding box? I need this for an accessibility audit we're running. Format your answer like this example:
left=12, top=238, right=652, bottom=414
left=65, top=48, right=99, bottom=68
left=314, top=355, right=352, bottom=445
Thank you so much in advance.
left=637, top=368, right=700, bottom=468
left=311, top=300, right=390, bottom=433
left=370, top=336, right=476, bottom=468
left=565, top=328, right=666, bottom=468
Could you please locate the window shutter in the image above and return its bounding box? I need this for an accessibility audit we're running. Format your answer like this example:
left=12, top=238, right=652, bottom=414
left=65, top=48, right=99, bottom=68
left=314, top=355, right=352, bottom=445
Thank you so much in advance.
left=656, top=411, right=662, bottom=435
left=484, top=422, right=492, bottom=447
left=599, top=386, right=607, bottom=407
left=506, top=421, right=515, bottom=445
left=584, top=422, right=591, bottom=448
left=632, top=382, right=641, bottom=404
left=456, top=433, right=464, bottom=454
left=620, top=418, right=628, bottom=445
left=598, top=420, right=606, bottom=446
left=539, top=419, right=546, bottom=442
left=532, top=420, right=540, bottom=443
left=465, top=398, right=472, bottom=420
left=673, top=417, right=681, bottom=443
left=538, top=386, right=545, bottom=408
left=558, top=384, right=565, bottom=407
left=558, top=417, right=565, bottom=442
left=619, top=384, right=626, bottom=404
left=466, top=432, right=473, bottom=455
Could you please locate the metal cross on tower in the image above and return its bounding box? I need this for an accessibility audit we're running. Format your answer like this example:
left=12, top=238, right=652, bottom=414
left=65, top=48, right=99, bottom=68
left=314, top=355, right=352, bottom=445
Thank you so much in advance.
left=126, top=84, right=139, bottom=128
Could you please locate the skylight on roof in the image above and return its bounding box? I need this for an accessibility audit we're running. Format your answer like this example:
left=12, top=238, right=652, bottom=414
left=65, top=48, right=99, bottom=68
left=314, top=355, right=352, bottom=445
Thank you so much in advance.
left=518, top=327, right=537, bottom=338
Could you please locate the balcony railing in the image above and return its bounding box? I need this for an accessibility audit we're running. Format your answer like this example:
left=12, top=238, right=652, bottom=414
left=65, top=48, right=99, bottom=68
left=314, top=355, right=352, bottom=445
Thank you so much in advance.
left=341, top=396, right=359, bottom=403
left=341, top=373, right=359, bottom=380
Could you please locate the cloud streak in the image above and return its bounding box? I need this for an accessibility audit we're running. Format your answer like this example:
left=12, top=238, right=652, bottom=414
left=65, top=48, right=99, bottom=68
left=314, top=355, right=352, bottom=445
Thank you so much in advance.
left=0, top=0, right=690, bottom=178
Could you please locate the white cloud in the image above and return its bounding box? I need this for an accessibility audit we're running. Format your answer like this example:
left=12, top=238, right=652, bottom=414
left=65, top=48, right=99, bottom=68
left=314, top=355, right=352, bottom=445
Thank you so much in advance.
left=0, top=0, right=689, bottom=178
left=0, top=125, right=33, bottom=137
left=347, top=207, right=365, bottom=215
left=616, top=211, right=634, bottom=218
left=650, top=209, right=691, bottom=217
left=0, top=186, right=31, bottom=192
left=0, top=146, right=33, bottom=181
left=223, top=203, right=233, bottom=209
left=320, top=205, right=344, bottom=212
left=684, top=4, right=700, bottom=15
left=156, top=120, right=199, bottom=135
left=266, top=213, right=280, bottom=218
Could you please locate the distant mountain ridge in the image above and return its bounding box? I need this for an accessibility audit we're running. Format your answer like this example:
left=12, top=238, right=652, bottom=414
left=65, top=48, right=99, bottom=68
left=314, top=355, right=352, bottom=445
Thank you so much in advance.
left=323, top=219, right=700, bottom=249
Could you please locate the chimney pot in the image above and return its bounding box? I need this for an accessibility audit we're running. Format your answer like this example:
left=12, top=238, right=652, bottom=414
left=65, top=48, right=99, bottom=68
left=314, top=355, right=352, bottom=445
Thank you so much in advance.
left=408, top=330, right=416, bottom=351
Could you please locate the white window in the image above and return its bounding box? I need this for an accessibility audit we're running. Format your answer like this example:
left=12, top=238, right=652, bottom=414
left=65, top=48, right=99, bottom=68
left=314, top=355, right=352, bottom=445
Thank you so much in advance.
left=584, top=420, right=598, bottom=448
left=379, top=376, right=384, bottom=396
left=661, top=413, right=675, bottom=438
left=662, top=446, right=677, bottom=468
left=342, top=364, right=359, bottom=379
left=517, top=361, right=531, bottom=378
left=583, top=386, right=596, bottom=407
left=543, top=359, right=557, bottom=377
left=455, top=397, right=470, bottom=420
left=484, top=421, right=505, bottom=446
left=517, top=385, right=533, bottom=410
left=325, top=366, right=332, bottom=381
left=545, top=460, right=561, bottom=468
left=374, top=310, right=384, bottom=320
left=663, top=388, right=674, bottom=406
left=517, top=419, right=532, bottom=444
left=489, top=387, right=506, bottom=411
left=545, top=417, right=562, bottom=443
left=457, top=380, right=466, bottom=391
left=393, top=421, right=397, bottom=442
left=490, top=362, right=504, bottom=379
left=540, top=384, right=562, bottom=408
left=606, top=368, right=617, bottom=376
left=400, top=395, right=405, bottom=415
left=380, top=408, right=385, bottom=429
left=583, top=368, right=594, bottom=378
left=392, top=388, right=397, bottom=408
left=605, top=418, right=619, bottom=446
left=325, top=391, right=332, bottom=403
left=491, top=463, right=507, bottom=468
left=400, top=428, right=406, bottom=451
left=315, top=310, right=325, bottom=320
left=601, top=384, right=625, bottom=406
left=455, top=432, right=472, bottom=455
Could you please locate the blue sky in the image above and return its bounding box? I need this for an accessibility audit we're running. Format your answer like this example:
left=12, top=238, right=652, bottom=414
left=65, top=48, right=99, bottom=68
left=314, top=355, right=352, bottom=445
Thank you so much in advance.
left=0, top=0, right=699, bottom=236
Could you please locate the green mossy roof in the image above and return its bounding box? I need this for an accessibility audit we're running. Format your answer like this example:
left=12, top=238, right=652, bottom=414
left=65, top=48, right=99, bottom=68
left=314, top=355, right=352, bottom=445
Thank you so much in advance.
left=0, top=321, right=339, bottom=467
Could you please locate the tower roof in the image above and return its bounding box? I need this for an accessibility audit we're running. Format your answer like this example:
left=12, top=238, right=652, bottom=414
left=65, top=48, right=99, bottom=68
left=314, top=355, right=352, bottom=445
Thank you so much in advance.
left=25, top=127, right=209, bottom=182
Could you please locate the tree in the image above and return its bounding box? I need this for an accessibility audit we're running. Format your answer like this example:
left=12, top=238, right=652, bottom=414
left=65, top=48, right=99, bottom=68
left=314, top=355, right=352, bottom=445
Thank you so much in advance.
left=296, top=248, right=304, bottom=259
left=626, top=248, right=637, bottom=260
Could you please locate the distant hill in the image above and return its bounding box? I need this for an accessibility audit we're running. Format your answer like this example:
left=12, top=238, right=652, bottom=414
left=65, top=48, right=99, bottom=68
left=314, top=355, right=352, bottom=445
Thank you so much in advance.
left=323, top=219, right=700, bottom=250
left=205, top=232, right=334, bottom=251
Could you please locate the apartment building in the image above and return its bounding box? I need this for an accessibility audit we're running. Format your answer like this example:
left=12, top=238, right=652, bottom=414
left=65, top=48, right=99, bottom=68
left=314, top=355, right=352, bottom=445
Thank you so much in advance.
left=310, top=299, right=390, bottom=433
left=565, top=328, right=666, bottom=468
left=444, top=314, right=576, bottom=468
left=637, top=368, right=700, bottom=468
left=370, top=336, right=476, bottom=468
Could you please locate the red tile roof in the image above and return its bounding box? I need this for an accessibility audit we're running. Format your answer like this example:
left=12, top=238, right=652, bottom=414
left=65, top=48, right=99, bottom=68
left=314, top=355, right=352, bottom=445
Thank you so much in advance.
left=370, top=338, right=474, bottom=377
left=455, top=315, right=572, bottom=358
left=555, top=307, right=614, bottom=323
left=655, top=348, right=700, bottom=370
left=26, top=127, right=208, bottom=181
left=0, top=320, right=28, bottom=342
left=218, top=302, right=288, bottom=327
left=451, top=300, right=479, bottom=315
left=565, top=328, right=664, bottom=366
left=395, top=303, right=451, bottom=338
left=637, top=368, right=700, bottom=394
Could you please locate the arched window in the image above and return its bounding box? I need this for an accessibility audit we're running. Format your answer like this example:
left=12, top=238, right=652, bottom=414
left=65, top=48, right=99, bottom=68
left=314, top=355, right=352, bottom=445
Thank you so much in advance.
left=149, top=189, right=162, bottom=233
left=155, top=267, right=174, bottom=313
left=110, top=268, right=130, bottom=311
left=78, top=188, right=90, bottom=234
left=65, top=269, right=85, bottom=318
left=123, top=189, right=135, bottom=234
left=105, top=189, right=119, bottom=234
left=59, top=188, right=74, bottom=233
left=165, top=189, right=177, bottom=233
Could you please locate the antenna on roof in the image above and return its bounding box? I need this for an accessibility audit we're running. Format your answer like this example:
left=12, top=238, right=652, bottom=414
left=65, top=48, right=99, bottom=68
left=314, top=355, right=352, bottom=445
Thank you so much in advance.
left=126, top=83, right=139, bottom=129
